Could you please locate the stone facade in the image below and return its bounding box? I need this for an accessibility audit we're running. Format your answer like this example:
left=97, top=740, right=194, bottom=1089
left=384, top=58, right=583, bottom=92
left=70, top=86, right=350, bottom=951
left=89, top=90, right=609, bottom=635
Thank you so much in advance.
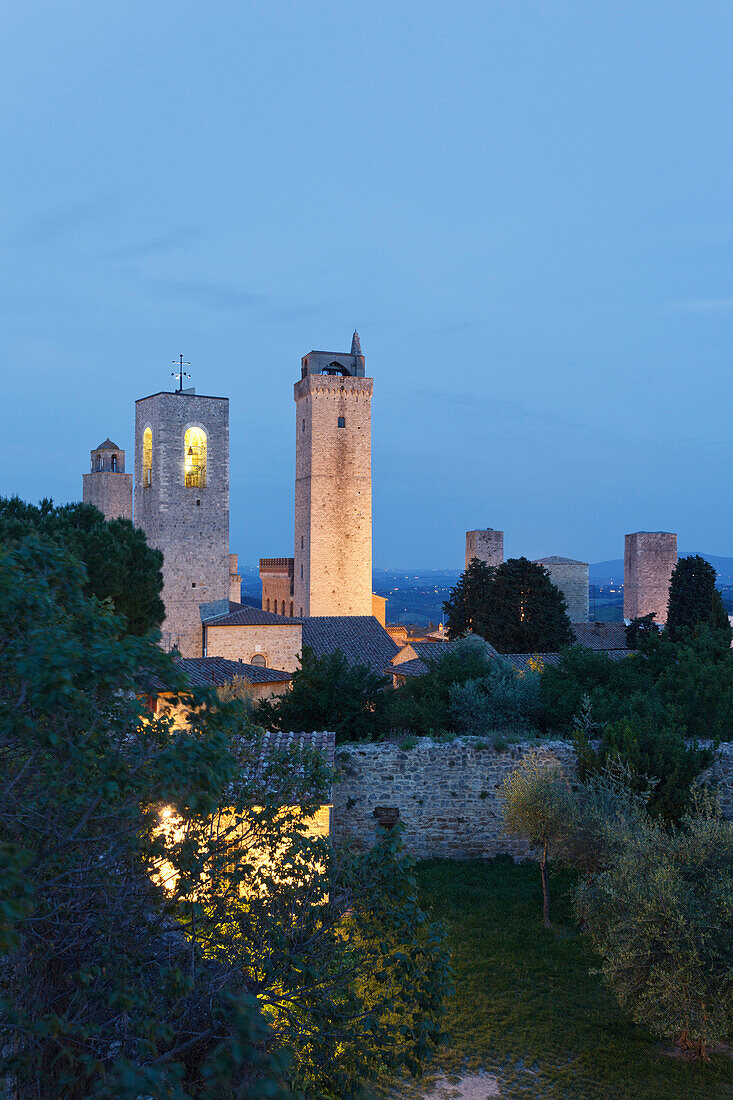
left=293, top=336, right=372, bottom=618
left=82, top=440, right=133, bottom=522
left=260, top=557, right=294, bottom=616
left=229, top=553, right=242, bottom=603
left=623, top=531, right=677, bottom=624
left=465, top=529, right=503, bottom=570
left=332, top=737, right=733, bottom=859
left=134, top=391, right=230, bottom=656
left=205, top=621, right=303, bottom=672
left=535, top=556, right=589, bottom=623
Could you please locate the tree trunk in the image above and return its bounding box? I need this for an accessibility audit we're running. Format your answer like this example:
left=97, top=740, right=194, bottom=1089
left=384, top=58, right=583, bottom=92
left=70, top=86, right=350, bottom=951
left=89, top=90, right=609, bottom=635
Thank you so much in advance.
left=541, top=841, right=551, bottom=929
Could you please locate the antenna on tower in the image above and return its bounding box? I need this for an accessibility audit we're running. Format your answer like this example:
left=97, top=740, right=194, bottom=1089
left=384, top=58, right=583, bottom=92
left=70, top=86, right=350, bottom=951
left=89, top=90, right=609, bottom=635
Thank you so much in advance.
left=171, top=354, right=191, bottom=393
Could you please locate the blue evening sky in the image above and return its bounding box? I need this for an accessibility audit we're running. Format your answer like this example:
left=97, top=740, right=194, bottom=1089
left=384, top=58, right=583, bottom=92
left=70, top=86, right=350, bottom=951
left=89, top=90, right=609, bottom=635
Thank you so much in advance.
left=2, top=1, right=733, bottom=567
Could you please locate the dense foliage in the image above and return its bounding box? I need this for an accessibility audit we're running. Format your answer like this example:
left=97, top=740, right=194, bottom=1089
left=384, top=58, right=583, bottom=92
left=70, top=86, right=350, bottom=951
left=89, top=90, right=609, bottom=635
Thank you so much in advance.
left=666, top=554, right=732, bottom=644
left=0, top=537, right=451, bottom=1098
left=254, top=646, right=392, bottom=742
left=443, top=557, right=573, bottom=654
left=542, top=629, right=733, bottom=741
left=0, top=496, right=164, bottom=635
left=503, top=758, right=733, bottom=1059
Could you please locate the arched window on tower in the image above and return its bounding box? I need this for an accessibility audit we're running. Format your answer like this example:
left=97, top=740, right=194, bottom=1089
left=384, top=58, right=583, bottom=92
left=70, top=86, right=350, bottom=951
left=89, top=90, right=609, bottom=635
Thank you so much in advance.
left=111, top=454, right=118, bottom=472
left=184, top=427, right=207, bottom=488
left=143, top=428, right=152, bottom=488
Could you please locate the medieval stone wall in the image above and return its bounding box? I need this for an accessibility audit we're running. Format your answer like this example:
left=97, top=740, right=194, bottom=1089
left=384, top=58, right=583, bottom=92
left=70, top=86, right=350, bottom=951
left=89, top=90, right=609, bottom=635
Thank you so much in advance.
left=535, top=557, right=589, bottom=623
left=293, top=373, right=373, bottom=618
left=83, top=470, right=133, bottom=522
left=465, top=529, right=503, bottom=571
left=134, top=391, right=230, bottom=656
left=205, top=621, right=303, bottom=672
left=332, top=737, right=733, bottom=859
left=623, top=531, right=677, bottom=624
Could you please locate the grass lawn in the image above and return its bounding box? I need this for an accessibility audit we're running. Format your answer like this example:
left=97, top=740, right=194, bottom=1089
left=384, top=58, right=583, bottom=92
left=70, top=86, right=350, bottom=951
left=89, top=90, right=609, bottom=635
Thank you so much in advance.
left=408, top=857, right=733, bottom=1099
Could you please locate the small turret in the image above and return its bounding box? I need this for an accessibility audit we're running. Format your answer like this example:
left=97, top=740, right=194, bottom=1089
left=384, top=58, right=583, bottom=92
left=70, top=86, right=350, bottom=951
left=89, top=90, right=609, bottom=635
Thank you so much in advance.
left=83, top=440, right=133, bottom=521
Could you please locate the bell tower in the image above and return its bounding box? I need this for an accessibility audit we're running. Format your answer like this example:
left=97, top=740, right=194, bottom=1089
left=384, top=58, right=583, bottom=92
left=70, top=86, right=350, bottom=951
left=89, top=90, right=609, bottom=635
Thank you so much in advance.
left=134, top=378, right=230, bottom=655
left=293, top=332, right=373, bottom=617
left=83, top=439, right=133, bottom=522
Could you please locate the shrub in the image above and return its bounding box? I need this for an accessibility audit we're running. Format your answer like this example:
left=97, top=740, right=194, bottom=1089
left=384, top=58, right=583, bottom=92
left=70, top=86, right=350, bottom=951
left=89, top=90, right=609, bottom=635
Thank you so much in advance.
left=576, top=794, right=733, bottom=1058
left=389, top=636, right=495, bottom=734
left=449, top=661, right=542, bottom=739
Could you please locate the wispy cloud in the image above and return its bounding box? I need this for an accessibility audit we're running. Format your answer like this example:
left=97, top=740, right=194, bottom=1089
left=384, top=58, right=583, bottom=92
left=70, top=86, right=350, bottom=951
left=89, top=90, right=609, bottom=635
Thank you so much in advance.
left=5, top=198, right=111, bottom=248
left=100, top=228, right=202, bottom=260
left=147, top=277, right=262, bottom=310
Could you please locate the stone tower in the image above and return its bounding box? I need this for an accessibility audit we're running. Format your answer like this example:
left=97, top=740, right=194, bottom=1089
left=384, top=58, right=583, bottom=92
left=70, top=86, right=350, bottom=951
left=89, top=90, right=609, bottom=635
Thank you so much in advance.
left=293, top=332, right=372, bottom=617
left=83, top=439, right=133, bottom=522
left=134, top=387, right=230, bottom=655
left=623, top=531, right=677, bottom=624
left=534, top=556, right=589, bottom=623
left=465, top=529, right=504, bottom=571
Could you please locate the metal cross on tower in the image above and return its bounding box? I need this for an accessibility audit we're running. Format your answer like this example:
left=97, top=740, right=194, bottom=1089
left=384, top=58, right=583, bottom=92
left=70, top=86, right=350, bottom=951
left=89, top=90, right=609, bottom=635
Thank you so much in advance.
left=171, top=354, right=191, bottom=393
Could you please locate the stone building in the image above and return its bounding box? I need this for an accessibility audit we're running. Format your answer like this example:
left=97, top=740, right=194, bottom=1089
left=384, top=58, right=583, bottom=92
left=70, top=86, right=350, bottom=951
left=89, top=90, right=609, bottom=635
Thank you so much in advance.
left=623, top=531, right=677, bottom=624
left=82, top=439, right=133, bottom=521
left=260, top=557, right=294, bottom=616
left=293, top=333, right=373, bottom=617
left=134, top=388, right=231, bottom=656
left=534, top=556, right=589, bottom=623
left=465, top=529, right=503, bottom=570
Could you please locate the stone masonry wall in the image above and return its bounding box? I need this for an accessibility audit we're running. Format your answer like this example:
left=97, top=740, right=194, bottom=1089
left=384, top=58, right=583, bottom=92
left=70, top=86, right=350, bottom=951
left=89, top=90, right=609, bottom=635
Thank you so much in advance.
left=83, top=471, right=133, bottom=522
left=465, top=529, right=503, bottom=571
left=623, top=531, right=677, bottom=625
left=535, top=558, right=589, bottom=623
left=293, top=373, right=373, bottom=618
left=332, top=737, right=733, bottom=859
left=205, top=622, right=303, bottom=672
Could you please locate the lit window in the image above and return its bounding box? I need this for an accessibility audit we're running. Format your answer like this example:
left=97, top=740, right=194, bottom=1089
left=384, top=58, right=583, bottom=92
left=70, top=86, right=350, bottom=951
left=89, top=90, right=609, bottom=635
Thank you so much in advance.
left=143, top=428, right=152, bottom=487
left=184, top=427, right=207, bottom=488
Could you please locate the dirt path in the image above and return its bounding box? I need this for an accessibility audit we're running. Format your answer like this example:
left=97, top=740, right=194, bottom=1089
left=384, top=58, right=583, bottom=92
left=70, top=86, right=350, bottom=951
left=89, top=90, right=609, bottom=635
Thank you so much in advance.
left=395, top=1073, right=501, bottom=1099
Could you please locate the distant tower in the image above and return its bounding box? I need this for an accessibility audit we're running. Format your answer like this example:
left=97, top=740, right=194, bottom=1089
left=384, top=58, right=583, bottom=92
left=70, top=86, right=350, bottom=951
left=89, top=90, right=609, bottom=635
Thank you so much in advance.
left=623, top=532, right=677, bottom=624
left=534, top=556, right=589, bottom=623
left=465, top=529, right=503, bottom=571
left=82, top=439, right=133, bottom=522
left=293, top=332, right=372, bottom=617
left=134, top=379, right=230, bottom=656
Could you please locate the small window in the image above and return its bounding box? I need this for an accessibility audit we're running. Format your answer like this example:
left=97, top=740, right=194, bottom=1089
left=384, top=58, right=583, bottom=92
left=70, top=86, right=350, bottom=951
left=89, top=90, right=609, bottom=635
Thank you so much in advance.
left=192, top=582, right=197, bottom=589
left=301, top=535, right=304, bottom=549
left=338, top=416, right=346, bottom=428
left=196, top=498, right=201, bottom=506
left=111, top=454, right=118, bottom=472
left=302, top=418, right=305, bottom=432
left=299, top=607, right=303, bottom=616
left=281, top=601, right=285, bottom=615
left=301, top=564, right=304, bottom=579
left=290, top=601, right=294, bottom=616
left=250, top=653, right=266, bottom=667
left=266, top=598, right=270, bottom=612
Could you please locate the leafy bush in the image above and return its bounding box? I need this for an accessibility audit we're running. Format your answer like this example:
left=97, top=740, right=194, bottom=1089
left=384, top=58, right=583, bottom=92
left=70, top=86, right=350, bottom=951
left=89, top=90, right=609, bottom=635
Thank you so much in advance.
left=389, top=635, right=495, bottom=735
left=576, top=793, right=733, bottom=1059
left=255, top=646, right=391, bottom=742
left=449, top=661, right=542, bottom=738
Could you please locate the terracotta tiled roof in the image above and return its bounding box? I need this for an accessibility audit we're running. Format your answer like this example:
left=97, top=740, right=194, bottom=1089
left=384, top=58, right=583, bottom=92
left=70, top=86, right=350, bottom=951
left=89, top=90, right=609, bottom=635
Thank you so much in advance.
left=302, top=616, right=399, bottom=674
left=144, top=656, right=292, bottom=692
left=260, top=730, right=335, bottom=769
left=205, top=602, right=303, bottom=627
left=503, top=649, right=633, bottom=671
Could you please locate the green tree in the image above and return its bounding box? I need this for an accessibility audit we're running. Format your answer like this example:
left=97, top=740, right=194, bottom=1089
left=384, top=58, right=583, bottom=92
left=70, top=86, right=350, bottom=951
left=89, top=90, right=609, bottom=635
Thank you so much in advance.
left=666, top=554, right=731, bottom=644
left=0, top=538, right=452, bottom=1098
left=255, top=646, right=391, bottom=742
left=0, top=496, right=164, bottom=635
left=0, top=536, right=285, bottom=1099
left=501, top=754, right=574, bottom=927
left=479, top=557, right=574, bottom=654
left=576, top=794, right=733, bottom=1059
left=442, top=558, right=496, bottom=638
left=624, top=612, right=659, bottom=650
